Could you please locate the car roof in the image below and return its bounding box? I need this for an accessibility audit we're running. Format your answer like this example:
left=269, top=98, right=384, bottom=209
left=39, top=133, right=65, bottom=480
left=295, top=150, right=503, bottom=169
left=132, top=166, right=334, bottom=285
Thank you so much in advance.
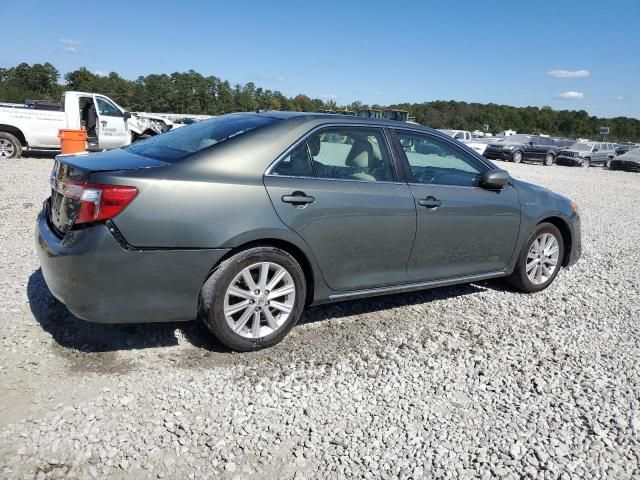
left=245, top=110, right=437, bottom=132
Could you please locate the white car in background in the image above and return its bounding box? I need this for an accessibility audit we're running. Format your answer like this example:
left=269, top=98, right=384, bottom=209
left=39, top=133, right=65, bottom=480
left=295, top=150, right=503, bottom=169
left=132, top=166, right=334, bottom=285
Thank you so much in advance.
left=438, top=129, right=494, bottom=155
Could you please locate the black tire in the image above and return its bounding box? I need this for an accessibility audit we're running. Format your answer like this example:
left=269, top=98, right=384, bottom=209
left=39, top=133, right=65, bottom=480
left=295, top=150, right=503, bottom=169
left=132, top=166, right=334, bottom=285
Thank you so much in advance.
left=0, top=132, right=22, bottom=159
left=606, top=158, right=613, bottom=169
left=511, top=150, right=523, bottom=163
left=543, top=152, right=555, bottom=166
left=507, top=222, right=564, bottom=293
left=199, top=247, right=306, bottom=351
left=581, top=158, right=590, bottom=168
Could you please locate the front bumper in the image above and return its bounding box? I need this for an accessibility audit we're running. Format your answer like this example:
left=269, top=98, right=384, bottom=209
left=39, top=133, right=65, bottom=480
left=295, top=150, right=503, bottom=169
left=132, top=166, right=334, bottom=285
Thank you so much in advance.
left=609, top=161, right=640, bottom=172
left=556, top=156, right=582, bottom=166
left=36, top=203, right=230, bottom=323
left=567, top=213, right=582, bottom=267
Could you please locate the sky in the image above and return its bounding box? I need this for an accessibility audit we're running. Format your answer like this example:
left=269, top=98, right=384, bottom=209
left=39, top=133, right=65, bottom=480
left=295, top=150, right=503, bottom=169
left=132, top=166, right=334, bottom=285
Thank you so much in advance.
left=1, top=0, right=639, bottom=118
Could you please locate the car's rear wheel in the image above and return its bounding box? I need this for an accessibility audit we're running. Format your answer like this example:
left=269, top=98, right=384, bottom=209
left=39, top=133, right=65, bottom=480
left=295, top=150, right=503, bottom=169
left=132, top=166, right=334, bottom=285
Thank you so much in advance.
left=511, top=151, right=522, bottom=163
left=507, top=222, right=564, bottom=293
left=199, top=247, right=306, bottom=351
left=581, top=158, right=590, bottom=168
left=543, top=153, right=555, bottom=166
left=0, top=132, right=22, bottom=159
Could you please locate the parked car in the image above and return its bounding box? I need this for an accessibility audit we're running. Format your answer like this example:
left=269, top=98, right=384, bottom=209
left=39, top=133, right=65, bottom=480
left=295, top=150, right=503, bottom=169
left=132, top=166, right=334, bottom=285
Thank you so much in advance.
left=0, top=91, right=176, bottom=159
left=484, top=135, right=569, bottom=166
left=615, top=143, right=636, bottom=156
left=438, top=129, right=493, bottom=155
left=557, top=142, right=616, bottom=168
left=37, top=113, right=581, bottom=351
left=609, top=147, right=640, bottom=172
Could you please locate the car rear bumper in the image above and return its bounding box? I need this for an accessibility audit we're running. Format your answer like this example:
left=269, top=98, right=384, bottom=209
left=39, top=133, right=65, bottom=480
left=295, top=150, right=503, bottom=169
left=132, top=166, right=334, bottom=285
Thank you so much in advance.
left=484, top=149, right=512, bottom=160
left=36, top=202, right=230, bottom=324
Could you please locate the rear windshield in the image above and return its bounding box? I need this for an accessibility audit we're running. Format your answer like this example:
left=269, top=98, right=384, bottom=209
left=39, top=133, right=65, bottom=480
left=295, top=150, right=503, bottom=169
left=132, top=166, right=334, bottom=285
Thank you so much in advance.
left=125, top=114, right=278, bottom=163
left=503, top=134, right=531, bottom=143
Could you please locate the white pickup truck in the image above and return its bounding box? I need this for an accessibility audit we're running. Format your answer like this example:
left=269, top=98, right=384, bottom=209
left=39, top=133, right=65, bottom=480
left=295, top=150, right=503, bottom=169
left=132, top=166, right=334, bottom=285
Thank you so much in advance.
left=0, top=91, right=176, bottom=159
left=438, top=129, right=492, bottom=155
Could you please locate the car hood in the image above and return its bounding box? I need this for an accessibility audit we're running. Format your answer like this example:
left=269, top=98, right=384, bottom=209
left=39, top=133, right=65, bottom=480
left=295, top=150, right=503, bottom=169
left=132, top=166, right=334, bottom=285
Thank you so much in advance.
left=613, top=154, right=640, bottom=163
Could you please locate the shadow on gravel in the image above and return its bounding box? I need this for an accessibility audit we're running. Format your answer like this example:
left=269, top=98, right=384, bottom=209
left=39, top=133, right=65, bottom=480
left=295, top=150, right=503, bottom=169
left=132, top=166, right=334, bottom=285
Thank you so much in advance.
left=28, top=268, right=500, bottom=357
left=27, top=269, right=229, bottom=358
left=300, top=282, right=490, bottom=326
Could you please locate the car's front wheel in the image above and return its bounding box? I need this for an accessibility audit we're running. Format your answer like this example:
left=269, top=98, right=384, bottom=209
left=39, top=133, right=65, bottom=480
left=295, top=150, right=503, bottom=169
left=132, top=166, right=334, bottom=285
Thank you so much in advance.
left=606, top=158, right=613, bottom=169
left=511, top=151, right=523, bottom=163
left=507, top=222, right=564, bottom=293
left=543, top=153, right=555, bottom=166
left=199, top=247, right=306, bottom=351
left=581, top=158, right=590, bottom=168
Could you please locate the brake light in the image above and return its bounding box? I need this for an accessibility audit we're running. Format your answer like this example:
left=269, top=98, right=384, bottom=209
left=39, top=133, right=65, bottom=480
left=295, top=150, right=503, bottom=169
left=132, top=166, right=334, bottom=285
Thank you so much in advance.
left=75, top=183, right=138, bottom=224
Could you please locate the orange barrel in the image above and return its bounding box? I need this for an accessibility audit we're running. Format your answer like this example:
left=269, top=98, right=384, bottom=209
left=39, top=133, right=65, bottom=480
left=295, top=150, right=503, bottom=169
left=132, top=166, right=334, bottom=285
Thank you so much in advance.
left=58, top=128, right=87, bottom=154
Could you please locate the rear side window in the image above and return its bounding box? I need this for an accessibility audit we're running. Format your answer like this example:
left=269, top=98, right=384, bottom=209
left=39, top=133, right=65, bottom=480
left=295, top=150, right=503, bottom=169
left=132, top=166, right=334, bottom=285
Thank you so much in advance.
left=307, top=127, right=395, bottom=182
left=271, top=142, right=314, bottom=177
left=125, top=114, right=278, bottom=163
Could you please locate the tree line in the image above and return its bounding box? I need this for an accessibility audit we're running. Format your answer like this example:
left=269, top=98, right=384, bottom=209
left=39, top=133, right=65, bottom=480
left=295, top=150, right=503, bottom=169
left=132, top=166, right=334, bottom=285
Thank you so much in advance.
left=1, top=62, right=639, bottom=142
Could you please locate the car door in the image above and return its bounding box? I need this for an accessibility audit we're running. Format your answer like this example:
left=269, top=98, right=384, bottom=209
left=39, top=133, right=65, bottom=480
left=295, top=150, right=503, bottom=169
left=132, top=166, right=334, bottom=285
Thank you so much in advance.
left=264, top=125, right=416, bottom=292
left=392, top=129, right=521, bottom=282
left=592, top=143, right=603, bottom=164
left=93, top=95, right=131, bottom=149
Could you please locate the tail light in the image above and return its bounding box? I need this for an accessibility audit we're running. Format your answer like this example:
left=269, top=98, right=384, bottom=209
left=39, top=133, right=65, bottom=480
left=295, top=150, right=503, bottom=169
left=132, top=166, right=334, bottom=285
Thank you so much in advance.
left=76, top=184, right=138, bottom=224
left=57, top=181, right=138, bottom=225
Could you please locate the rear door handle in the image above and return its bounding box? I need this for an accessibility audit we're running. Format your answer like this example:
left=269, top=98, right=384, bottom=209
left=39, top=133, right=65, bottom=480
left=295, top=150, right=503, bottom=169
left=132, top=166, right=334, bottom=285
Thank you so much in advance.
left=418, top=196, right=442, bottom=209
left=281, top=191, right=315, bottom=205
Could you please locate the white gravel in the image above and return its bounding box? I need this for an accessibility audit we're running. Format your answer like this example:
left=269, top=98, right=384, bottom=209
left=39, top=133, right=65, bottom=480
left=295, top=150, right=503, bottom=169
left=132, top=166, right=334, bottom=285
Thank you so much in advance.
left=1, top=157, right=639, bottom=479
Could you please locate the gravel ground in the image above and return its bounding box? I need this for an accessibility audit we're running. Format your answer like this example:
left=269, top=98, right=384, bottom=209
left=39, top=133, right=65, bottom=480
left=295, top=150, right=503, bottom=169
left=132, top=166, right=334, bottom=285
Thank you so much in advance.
left=1, top=156, right=639, bottom=479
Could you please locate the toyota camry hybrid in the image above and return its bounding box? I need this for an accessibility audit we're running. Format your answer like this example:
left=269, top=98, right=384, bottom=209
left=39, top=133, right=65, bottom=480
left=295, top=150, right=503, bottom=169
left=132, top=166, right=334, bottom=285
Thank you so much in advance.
left=37, top=112, right=581, bottom=351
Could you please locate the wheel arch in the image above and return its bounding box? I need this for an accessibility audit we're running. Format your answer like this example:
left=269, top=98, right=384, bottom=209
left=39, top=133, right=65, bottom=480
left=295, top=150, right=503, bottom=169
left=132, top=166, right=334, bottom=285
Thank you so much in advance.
left=538, top=216, right=572, bottom=267
left=206, top=238, right=316, bottom=306
left=0, top=124, right=27, bottom=146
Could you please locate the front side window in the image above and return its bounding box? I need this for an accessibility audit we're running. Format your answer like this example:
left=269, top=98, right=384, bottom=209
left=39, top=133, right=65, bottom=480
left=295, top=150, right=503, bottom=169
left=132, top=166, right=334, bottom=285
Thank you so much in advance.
left=395, top=130, right=485, bottom=187
left=306, top=127, right=395, bottom=182
left=95, top=97, right=123, bottom=117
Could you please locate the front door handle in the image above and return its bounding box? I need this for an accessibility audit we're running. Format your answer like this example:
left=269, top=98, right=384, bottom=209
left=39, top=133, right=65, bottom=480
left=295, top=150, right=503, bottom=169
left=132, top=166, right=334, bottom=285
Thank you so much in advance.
left=418, top=196, right=442, bottom=209
left=281, top=191, right=315, bottom=206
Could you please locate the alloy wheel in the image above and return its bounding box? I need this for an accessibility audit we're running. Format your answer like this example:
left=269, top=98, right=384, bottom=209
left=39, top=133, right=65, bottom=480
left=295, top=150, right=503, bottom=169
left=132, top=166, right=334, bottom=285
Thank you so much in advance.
left=526, top=233, right=560, bottom=285
left=0, top=139, right=15, bottom=158
left=223, top=262, right=295, bottom=339
left=581, top=159, right=590, bottom=168
left=512, top=151, right=522, bottom=163
left=544, top=153, right=554, bottom=166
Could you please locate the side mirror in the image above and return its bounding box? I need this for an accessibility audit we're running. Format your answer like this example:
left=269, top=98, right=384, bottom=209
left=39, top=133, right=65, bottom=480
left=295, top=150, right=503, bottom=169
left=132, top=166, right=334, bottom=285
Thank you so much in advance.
left=593, top=147, right=599, bottom=152
left=123, top=111, right=132, bottom=120
left=528, top=141, right=535, bottom=146
left=478, top=169, right=510, bottom=190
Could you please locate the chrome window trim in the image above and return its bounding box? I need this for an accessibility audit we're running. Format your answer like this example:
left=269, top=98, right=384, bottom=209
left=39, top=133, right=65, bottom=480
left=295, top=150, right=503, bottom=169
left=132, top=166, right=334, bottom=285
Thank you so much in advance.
left=264, top=123, right=403, bottom=184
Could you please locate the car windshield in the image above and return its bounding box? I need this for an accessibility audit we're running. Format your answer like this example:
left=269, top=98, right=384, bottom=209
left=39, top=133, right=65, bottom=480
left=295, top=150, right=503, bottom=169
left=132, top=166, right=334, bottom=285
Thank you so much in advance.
left=570, top=143, right=593, bottom=151
left=125, top=114, right=278, bottom=162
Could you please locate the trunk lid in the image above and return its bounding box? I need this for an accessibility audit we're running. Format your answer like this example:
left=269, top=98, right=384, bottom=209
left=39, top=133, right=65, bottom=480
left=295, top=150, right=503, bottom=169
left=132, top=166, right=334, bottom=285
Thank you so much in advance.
left=48, top=149, right=167, bottom=235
